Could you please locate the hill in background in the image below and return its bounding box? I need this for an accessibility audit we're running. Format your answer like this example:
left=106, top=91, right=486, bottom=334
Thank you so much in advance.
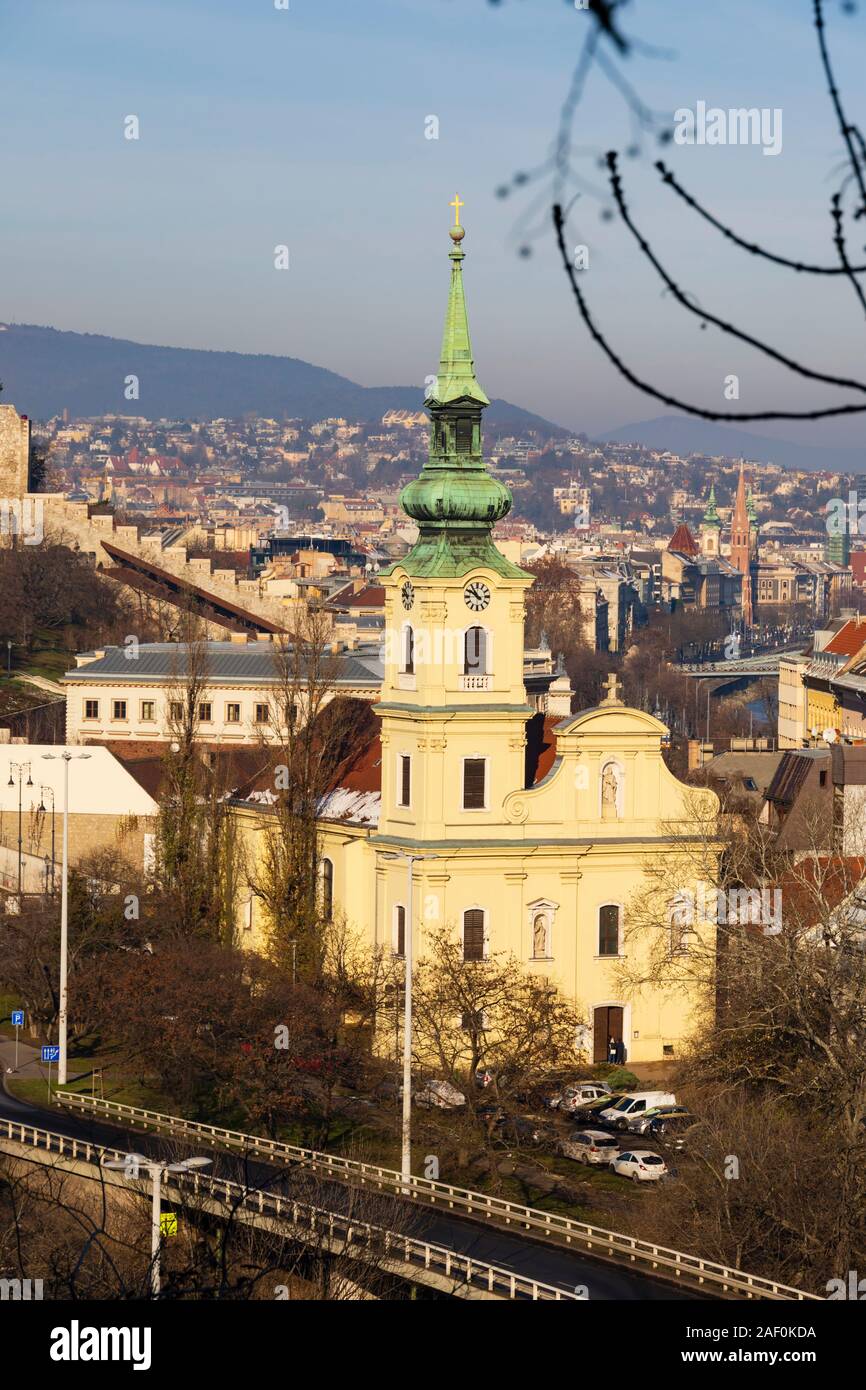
left=0, top=322, right=563, bottom=433
left=600, top=415, right=866, bottom=473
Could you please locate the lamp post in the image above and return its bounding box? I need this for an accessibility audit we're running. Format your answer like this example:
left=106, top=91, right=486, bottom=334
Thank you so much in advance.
left=38, top=785, right=56, bottom=894
left=8, top=761, right=33, bottom=900
left=101, top=1154, right=212, bottom=1297
left=381, top=849, right=426, bottom=1190
left=41, top=750, right=91, bottom=1085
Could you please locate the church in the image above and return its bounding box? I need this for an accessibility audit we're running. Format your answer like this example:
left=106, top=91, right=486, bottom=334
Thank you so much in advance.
left=238, top=214, right=720, bottom=1066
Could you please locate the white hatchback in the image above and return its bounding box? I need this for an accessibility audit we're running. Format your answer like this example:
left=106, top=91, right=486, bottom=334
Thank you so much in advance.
left=610, top=1150, right=668, bottom=1183
left=558, top=1129, right=620, bottom=1165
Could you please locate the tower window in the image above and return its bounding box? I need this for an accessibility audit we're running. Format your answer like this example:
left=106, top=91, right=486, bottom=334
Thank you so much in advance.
left=394, top=904, right=406, bottom=957
left=463, top=758, right=487, bottom=810
left=598, top=904, right=620, bottom=957
left=463, top=626, right=488, bottom=675
left=398, top=754, right=412, bottom=808
left=402, top=624, right=415, bottom=675
left=456, top=418, right=473, bottom=453
left=463, top=908, right=485, bottom=962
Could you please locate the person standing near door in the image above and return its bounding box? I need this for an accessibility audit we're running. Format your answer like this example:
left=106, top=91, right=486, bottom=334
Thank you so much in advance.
left=608, top=1035, right=617, bottom=1064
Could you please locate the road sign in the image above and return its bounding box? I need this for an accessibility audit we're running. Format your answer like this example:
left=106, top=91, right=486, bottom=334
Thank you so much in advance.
left=11, top=1011, right=24, bottom=1027
left=160, top=1213, right=178, bottom=1237
left=41, top=1045, right=60, bottom=1063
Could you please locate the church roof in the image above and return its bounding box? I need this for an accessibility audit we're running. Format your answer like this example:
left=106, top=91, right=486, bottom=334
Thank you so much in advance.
left=308, top=713, right=561, bottom=827
left=668, top=521, right=699, bottom=557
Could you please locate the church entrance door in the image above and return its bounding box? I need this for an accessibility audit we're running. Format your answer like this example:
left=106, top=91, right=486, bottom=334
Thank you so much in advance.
left=593, top=1005, right=623, bottom=1063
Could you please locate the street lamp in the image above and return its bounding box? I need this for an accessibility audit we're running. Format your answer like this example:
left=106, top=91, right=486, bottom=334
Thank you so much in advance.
left=101, top=1154, right=212, bottom=1297
left=380, top=849, right=428, bottom=1190
left=8, top=761, right=33, bottom=900
left=41, top=750, right=91, bottom=1085
left=37, top=785, right=56, bottom=894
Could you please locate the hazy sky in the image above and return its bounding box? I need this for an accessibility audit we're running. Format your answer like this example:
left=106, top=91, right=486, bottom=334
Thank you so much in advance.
left=4, top=0, right=866, bottom=448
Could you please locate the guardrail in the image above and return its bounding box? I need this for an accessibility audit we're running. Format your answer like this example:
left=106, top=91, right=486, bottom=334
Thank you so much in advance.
left=57, top=1092, right=820, bottom=1301
left=0, top=1114, right=575, bottom=1301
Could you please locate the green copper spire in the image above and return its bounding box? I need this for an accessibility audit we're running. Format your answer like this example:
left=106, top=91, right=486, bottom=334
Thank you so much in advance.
left=428, top=223, right=491, bottom=409
left=384, top=217, right=526, bottom=581
left=702, top=482, right=721, bottom=528
left=746, top=485, right=758, bottom=523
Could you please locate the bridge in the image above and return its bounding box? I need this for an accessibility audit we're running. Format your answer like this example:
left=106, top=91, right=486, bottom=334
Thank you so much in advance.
left=676, top=646, right=803, bottom=681
left=0, top=1081, right=818, bottom=1302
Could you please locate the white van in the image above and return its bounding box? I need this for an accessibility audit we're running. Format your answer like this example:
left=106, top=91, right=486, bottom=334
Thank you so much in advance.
left=598, top=1091, right=676, bottom=1130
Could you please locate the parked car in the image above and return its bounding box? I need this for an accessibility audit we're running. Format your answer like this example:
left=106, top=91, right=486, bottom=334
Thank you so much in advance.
left=558, top=1128, right=620, bottom=1165
left=571, top=1094, right=623, bottom=1125
left=625, top=1104, right=691, bottom=1136
left=647, top=1113, right=696, bottom=1150
left=496, top=1115, right=550, bottom=1147
left=610, top=1150, right=669, bottom=1183
left=598, top=1092, right=677, bottom=1131
left=548, top=1082, right=612, bottom=1114
left=414, top=1079, right=466, bottom=1110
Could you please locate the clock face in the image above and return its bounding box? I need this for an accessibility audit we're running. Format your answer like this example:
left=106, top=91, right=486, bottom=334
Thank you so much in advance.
left=400, top=580, right=415, bottom=611
left=464, top=580, right=491, bottom=612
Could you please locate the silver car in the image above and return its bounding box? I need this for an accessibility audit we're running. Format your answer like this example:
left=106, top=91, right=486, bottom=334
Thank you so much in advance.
left=558, top=1128, right=620, bottom=1165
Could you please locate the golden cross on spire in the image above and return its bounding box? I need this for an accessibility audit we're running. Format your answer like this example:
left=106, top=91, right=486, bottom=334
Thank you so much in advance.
left=450, top=193, right=464, bottom=226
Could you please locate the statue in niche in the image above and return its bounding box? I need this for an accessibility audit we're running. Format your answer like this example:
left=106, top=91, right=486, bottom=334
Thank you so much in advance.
left=601, top=762, right=620, bottom=820
left=533, top=913, right=548, bottom=958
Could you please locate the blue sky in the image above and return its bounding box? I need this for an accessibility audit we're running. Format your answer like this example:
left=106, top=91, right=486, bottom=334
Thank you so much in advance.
left=4, top=0, right=866, bottom=446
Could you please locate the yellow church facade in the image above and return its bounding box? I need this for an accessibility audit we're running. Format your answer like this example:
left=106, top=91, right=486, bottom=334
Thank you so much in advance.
left=237, top=219, right=720, bottom=1066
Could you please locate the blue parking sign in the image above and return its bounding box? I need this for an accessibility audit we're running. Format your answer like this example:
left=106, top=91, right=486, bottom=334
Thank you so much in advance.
left=11, top=1011, right=24, bottom=1027
left=41, top=1045, right=59, bottom=1063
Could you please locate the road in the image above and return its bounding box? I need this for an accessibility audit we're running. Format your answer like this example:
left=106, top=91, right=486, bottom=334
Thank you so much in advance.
left=0, top=1039, right=696, bottom=1301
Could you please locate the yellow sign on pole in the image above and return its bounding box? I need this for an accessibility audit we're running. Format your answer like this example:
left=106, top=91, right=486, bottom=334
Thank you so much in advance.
left=160, top=1213, right=178, bottom=1237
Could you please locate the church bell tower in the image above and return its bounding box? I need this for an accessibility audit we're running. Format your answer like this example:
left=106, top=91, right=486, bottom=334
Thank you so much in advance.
left=376, top=206, right=534, bottom=843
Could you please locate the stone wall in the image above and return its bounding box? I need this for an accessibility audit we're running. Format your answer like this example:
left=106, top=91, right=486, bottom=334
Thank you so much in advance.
left=0, top=403, right=31, bottom=498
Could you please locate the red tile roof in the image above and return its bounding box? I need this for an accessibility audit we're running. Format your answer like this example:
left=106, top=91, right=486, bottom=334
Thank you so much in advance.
left=668, top=522, right=699, bottom=557
left=824, top=616, right=866, bottom=656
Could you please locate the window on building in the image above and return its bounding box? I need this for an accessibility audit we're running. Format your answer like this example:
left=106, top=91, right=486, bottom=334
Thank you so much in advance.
left=402, top=625, right=415, bottom=675
left=598, top=904, right=620, bottom=957
left=397, top=754, right=411, bottom=808
left=84, top=699, right=99, bottom=720
left=462, top=758, right=486, bottom=810
left=198, top=702, right=212, bottom=723
left=140, top=700, right=155, bottom=722
left=819, top=769, right=827, bottom=787
left=112, top=700, right=127, bottom=721
left=463, top=908, right=485, bottom=962
left=169, top=701, right=184, bottom=722
left=226, top=703, right=241, bottom=724
left=321, top=858, right=333, bottom=921
left=394, top=904, right=405, bottom=958
left=254, top=703, right=270, bottom=724
left=463, top=626, right=488, bottom=674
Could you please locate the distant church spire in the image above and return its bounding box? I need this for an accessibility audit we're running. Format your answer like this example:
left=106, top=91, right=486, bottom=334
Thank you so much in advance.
left=729, top=462, right=754, bottom=627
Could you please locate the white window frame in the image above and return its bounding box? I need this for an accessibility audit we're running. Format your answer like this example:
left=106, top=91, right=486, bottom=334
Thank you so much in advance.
left=461, top=624, right=493, bottom=675
left=392, top=902, right=406, bottom=957
left=83, top=698, right=100, bottom=721
left=462, top=904, right=489, bottom=961
left=596, top=901, right=623, bottom=959
left=461, top=754, right=489, bottom=812
left=397, top=753, right=412, bottom=809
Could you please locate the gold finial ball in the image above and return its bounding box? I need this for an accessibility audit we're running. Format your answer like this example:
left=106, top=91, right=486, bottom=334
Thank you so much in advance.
left=449, top=224, right=465, bottom=242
